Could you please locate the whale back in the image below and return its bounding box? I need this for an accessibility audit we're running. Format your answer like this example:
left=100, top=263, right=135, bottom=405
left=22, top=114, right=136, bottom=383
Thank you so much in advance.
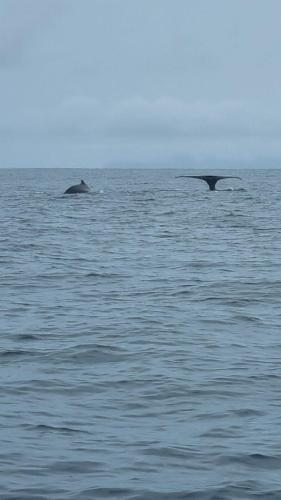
left=64, top=179, right=90, bottom=194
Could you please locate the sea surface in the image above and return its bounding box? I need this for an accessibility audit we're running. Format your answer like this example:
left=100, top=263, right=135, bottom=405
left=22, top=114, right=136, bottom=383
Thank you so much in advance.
left=1, top=168, right=281, bottom=500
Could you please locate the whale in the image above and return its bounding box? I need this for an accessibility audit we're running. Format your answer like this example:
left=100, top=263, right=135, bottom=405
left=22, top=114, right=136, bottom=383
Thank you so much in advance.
left=176, top=175, right=242, bottom=191
left=64, top=180, right=90, bottom=194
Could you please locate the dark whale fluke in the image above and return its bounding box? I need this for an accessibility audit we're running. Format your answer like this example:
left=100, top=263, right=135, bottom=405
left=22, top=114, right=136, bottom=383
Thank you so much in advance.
left=64, top=180, right=90, bottom=194
left=176, top=175, right=242, bottom=191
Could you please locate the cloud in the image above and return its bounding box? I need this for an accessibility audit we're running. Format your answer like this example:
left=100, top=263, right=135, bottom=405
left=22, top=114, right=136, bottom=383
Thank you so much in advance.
left=0, top=0, right=63, bottom=68
left=1, top=0, right=281, bottom=167
left=105, top=98, right=252, bottom=138
left=1, top=94, right=281, bottom=168
left=41, top=96, right=281, bottom=141
left=1, top=93, right=281, bottom=141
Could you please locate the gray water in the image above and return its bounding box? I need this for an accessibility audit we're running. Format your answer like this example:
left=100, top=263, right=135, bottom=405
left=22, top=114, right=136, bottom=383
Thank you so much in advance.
left=1, top=168, right=281, bottom=499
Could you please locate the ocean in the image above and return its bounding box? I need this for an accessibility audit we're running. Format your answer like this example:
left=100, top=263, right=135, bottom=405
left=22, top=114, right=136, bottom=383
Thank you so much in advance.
left=1, top=168, right=281, bottom=499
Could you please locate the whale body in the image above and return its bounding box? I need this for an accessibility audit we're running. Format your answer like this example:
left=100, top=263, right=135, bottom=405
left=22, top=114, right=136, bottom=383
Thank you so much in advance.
left=176, top=175, right=242, bottom=191
left=64, top=180, right=90, bottom=194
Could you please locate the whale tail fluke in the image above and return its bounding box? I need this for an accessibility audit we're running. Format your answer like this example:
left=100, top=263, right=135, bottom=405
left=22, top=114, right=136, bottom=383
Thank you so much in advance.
left=175, top=175, right=242, bottom=191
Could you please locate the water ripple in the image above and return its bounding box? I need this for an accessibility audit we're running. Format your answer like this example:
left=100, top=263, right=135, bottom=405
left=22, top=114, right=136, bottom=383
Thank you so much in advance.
left=1, top=168, right=281, bottom=498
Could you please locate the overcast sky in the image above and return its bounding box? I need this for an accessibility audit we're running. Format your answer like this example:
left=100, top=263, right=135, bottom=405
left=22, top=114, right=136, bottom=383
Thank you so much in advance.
left=1, top=0, right=281, bottom=168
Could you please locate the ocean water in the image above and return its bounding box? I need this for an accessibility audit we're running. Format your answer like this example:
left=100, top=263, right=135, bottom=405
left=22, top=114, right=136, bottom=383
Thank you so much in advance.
left=1, top=168, right=281, bottom=500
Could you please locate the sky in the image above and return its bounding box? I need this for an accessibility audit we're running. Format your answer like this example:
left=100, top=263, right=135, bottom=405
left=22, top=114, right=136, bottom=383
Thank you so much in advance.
left=1, top=0, right=281, bottom=168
